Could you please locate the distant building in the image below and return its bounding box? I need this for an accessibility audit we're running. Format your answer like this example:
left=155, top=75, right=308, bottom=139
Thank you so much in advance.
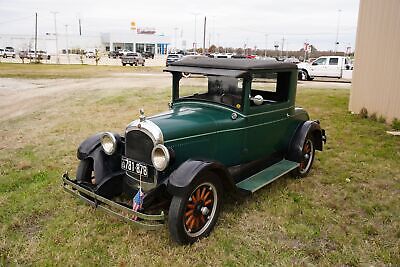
left=0, top=30, right=170, bottom=55
left=101, top=31, right=170, bottom=54
left=349, top=0, right=400, bottom=122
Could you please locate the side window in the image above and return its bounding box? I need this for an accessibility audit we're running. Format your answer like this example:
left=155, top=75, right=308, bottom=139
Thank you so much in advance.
left=250, top=72, right=290, bottom=106
left=313, top=58, right=327, bottom=65
left=329, top=58, right=339, bottom=65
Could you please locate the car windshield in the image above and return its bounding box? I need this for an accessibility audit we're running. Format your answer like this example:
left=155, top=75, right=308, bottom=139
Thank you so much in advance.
left=168, top=55, right=179, bottom=58
left=177, top=75, right=244, bottom=110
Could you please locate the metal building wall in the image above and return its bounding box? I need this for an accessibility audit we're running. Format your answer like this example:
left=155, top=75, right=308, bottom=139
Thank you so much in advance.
left=349, top=0, right=400, bottom=122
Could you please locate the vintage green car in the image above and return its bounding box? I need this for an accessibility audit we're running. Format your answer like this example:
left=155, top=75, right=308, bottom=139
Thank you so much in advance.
left=62, top=57, right=326, bottom=244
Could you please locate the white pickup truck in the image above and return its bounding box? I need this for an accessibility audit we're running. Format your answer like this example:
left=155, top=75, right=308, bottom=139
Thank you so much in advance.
left=297, top=56, right=353, bottom=80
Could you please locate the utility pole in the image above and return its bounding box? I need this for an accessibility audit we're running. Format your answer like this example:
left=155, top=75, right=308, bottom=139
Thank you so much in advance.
left=34, top=12, right=38, bottom=60
left=192, top=13, right=200, bottom=52
left=202, top=16, right=207, bottom=55
left=264, top=34, right=268, bottom=58
left=51, top=11, right=59, bottom=64
left=334, top=9, right=342, bottom=52
left=78, top=17, right=82, bottom=36
left=334, top=9, right=342, bottom=53
left=174, top=27, right=178, bottom=51
left=65, top=24, right=70, bottom=64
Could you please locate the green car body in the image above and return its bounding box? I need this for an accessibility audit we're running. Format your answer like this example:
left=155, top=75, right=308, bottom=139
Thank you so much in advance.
left=63, top=57, right=326, bottom=244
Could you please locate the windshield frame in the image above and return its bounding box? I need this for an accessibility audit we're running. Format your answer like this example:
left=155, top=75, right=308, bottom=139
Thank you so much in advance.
left=172, top=73, right=246, bottom=111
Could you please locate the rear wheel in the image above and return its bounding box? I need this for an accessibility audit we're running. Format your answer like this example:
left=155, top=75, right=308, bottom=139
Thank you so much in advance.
left=168, top=172, right=223, bottom=244
left=122, top=63, right=126, bottom=66
left=292, top=135, right=315, bottom=178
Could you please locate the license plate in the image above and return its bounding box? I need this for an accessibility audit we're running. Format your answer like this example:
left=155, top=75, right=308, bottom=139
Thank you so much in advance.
left=121, top=156, right=148, bottom=177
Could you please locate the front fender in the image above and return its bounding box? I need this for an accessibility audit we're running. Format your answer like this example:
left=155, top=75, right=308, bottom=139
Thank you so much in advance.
left=167, top=159, right=234, bottom=197
left=77, top=132, right=104, bottom=160
left=76, top=133, right=124, bottom=191
left=287, top=120, right=326, bottom=163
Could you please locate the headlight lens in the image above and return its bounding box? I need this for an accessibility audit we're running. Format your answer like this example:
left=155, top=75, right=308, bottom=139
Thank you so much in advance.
left=151, top=144, right=170, bottom=171
left=101, top=132, right=117, bottom=155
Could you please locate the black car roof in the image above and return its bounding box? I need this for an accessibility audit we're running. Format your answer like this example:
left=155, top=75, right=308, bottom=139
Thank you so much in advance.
left=164, top=57, right=297, bottom=77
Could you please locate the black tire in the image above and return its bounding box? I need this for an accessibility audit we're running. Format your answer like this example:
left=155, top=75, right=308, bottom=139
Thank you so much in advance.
left=134, top=62, right=138, bottom=66
left=76, top=159, right=96, bottom=198
left=130, top=63, right=133, bottom=66
left=291, top=135, right=315, bottom=178
left=122, top=63, right=126, bottom=66
left=141, top=62, right=145, bottom=66
left=168, top=172, right=223, bottom=245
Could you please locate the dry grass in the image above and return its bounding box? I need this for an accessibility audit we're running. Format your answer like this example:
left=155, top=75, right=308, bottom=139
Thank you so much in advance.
left=0, top=75, right=399, bottom=266
left=0, top=63, right=162, bottom=79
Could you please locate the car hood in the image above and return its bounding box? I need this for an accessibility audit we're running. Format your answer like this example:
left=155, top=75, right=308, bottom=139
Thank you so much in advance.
left=149, top=103, right=223, bottom=142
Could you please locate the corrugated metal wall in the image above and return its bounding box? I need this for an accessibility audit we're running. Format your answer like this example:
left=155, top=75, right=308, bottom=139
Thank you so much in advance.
left=349, top=0, right=400, bottom=122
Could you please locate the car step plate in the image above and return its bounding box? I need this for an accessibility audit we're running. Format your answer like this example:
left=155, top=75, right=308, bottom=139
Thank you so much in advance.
left=236, top=159, right=299, bottom=193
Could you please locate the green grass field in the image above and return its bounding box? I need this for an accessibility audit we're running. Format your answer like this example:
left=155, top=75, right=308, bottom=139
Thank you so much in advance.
left=0, top=75, right=399, bottom=266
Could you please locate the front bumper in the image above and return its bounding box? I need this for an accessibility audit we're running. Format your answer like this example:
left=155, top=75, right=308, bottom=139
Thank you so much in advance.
left=62, top=173, right=164, bottom=229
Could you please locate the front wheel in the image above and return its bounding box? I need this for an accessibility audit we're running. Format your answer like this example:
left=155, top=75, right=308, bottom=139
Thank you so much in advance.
left=168, top=172, right=223, bottom=244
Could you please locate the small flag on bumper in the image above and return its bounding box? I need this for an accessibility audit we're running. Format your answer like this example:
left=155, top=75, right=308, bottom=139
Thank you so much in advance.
left=132, top=188, right=144, bottom=221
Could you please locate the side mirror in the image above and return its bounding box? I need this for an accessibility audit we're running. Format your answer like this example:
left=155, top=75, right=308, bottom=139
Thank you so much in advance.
left=250, top=95, right=264, bottom=106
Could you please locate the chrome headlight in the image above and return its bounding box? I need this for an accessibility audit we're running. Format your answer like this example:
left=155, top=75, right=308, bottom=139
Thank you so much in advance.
left=151, top=144, right=170, bottom=171
left=100, top=132, right=117, bottom=155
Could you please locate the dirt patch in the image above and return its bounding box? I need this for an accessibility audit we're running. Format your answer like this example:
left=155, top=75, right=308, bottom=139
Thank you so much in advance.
left=0, top=74, right=171, bottom=123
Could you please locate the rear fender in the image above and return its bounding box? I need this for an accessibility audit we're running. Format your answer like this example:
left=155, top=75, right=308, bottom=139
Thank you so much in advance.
left=167, top=160, right=234, bottom=197
left=287, top=120, right=326, bottom=162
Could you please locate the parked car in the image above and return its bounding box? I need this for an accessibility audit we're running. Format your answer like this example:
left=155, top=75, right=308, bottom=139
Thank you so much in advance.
left=297, top=56, right=353, bottom=80
left=118, top=49, right=131, bottom=57
left=166, top=53, right=183, bottom=66
left=86, top=51, right=96, bottom=58
left=121, top=52, right=145, bottom=66
left=62, top=57, right=326, bottom=244
left=38, top=50, right=51, bottom=60
left=142, top=51, right=154, bottom=59
left=0, top=48, right=5, bottom=57
left=3, top=47, right=15, bottom=58
left=284, top=57, right=300, bottom=64
left=19, top=50, right=35, bottom=60
left=108, top=51, right=119, bottom=59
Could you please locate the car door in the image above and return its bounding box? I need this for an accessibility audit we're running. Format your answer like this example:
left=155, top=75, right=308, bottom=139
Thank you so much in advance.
left=243, top=72, right=292, bottom=162
left=310, top=57, right=327, bottom=76
left=325, top=57, right=341, bottom=77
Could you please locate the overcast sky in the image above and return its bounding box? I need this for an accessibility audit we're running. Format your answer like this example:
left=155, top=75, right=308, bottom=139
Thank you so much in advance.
left=0, top=0, right=360, bottom=51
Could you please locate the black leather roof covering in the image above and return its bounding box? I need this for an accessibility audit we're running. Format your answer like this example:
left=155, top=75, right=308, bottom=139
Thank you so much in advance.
left=166, top=57, right=297, bottom=71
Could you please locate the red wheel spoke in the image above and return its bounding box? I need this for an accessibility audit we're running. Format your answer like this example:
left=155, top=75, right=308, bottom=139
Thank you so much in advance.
left=204, top=199, right=212, bottom=206
left=200, top=187, right=206, bottom=200
left=187, top=204, right=195, bottom=209
left=185, top=209, right=194, bottom=217
left=196, top=189, right=201, bottom=202
left=200, top=215, right=205, bottom=224
left=203, top=191, right=211, bottom=201
left=189, top=217, right=196, bottom=230
left=185, top=215, right=194, bottom=227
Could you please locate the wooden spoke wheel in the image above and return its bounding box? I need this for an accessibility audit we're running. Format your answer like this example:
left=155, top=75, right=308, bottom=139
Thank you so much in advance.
left=168, top=172, right=222, bottom=244
left=183, top=182, right=217, bottom=237
left=292, top=136, right=315, bottom=178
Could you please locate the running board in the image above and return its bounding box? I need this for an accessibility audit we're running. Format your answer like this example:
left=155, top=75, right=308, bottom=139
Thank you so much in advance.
left=236, top=159, right=299, bottom=193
